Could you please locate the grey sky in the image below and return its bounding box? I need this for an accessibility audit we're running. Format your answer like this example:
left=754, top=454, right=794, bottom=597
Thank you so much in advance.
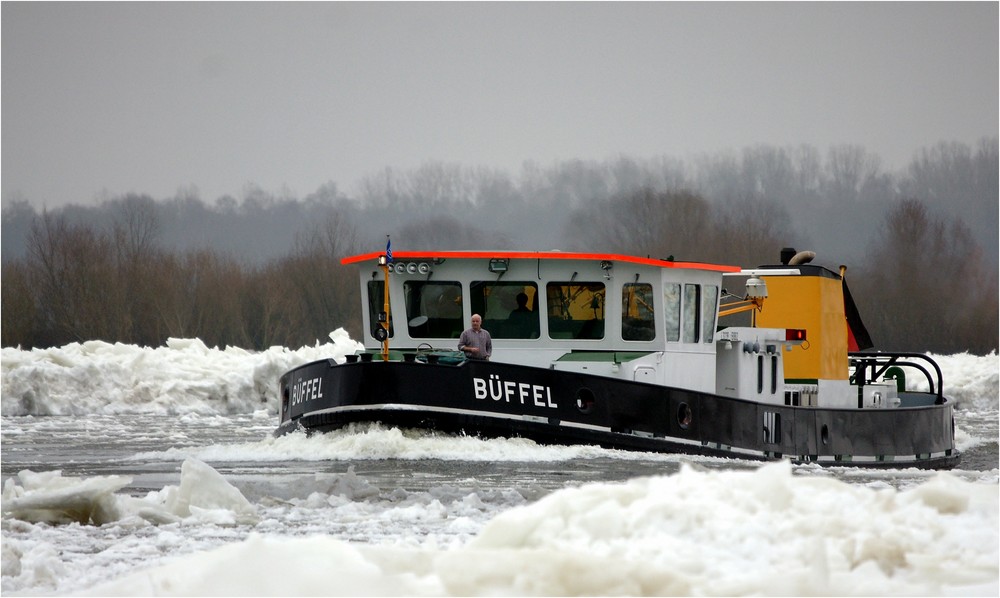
left=3, top=2, right=997, bottom=208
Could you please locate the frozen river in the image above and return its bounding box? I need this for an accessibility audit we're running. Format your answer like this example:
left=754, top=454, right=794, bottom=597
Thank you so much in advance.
left=1, top=334, right=997, bottom=595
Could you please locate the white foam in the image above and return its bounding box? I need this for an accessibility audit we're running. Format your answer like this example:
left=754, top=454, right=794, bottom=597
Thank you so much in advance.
left=130, top=422, right=687, bottom=464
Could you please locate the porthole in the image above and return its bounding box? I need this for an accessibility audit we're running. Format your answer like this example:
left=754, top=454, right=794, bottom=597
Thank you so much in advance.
left=281, top=386, right=290, bottom=415
left=821, top=424, right=830, bottom=445
left=576, top=388, right=596, bottom=414
left=677, top=402, right=692, bottom=430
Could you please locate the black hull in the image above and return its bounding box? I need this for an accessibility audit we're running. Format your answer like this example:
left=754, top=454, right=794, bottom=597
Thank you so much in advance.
left=277, top=359, right=960, bottom=470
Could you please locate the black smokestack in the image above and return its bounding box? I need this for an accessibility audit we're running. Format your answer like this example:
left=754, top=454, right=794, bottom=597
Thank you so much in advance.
left=780, top=247, right=796, bottom=265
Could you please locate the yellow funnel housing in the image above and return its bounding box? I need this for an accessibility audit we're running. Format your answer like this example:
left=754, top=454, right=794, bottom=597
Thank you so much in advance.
left=756, top=266, right=848, bottom=383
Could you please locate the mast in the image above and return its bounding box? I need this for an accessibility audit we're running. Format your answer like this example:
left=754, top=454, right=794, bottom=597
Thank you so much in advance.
left=376, top=236, right=392, bottom=361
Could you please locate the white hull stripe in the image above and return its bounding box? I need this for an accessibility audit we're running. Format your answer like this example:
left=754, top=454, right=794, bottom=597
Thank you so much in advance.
left=297, top=403, right=951, bottom=464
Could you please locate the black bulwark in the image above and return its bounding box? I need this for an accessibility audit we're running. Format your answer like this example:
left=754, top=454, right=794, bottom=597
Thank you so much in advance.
left=277, top=357, right=959, bottom=470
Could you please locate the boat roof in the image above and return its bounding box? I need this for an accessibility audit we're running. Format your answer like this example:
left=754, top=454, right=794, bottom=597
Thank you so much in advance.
left=341, top=250, right=741, bottom=273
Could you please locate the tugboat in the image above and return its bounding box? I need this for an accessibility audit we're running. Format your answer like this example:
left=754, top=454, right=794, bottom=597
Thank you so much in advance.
left=276, top=246, right=959, bottom=469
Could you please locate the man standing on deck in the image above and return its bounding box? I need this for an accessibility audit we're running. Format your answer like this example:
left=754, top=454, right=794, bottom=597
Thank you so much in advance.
left=459, top=314, right=492, bottom=360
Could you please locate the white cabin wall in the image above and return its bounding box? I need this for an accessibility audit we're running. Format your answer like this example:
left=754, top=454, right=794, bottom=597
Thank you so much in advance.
left=715, top=327, right=789, bottom=404
left=658, top=351, right=717, bottom=393
left=652, top=268, right=723, bottom=393
left=816, top=379, right=858, bottom=408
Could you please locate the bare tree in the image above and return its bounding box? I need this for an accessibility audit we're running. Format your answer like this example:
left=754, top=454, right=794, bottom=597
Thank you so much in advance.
left=714, top=197, right=795, bottom=267
left=740, top=145, right=796, bottom=203
left=109, top=194, right=162, bottom=343
left=564, top=188, right=714, bottom=261
left=1, top=261, right=37, bottom=347
left=854, top=198, right=997, bottom=353
left=825, top=144, right=882, bottom=202
left=25, top=212, right=119, bottom=342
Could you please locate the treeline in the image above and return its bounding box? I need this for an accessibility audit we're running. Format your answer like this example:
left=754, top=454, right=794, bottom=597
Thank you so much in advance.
left=2, top=191, right=995, bottom=354
left=2, top=140, right=997, bottom=353
left=2, top=202, right=362, bottom=349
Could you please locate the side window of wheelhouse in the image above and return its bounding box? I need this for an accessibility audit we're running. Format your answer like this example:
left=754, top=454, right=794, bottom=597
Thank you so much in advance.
left=702, top=285, right=719, bottom=343
left=403, top=281, right=464, bottom=338
left=622, top=283, right=655, bottom=341
left=682, top=284, right=700, bottom=343
left=664, top=283, right=681, bottom=342
left=367, top=280, right=394, bottom=339
left=546, top=282, right=605, bottom=340
left=471, top=281, right=540, bottom=339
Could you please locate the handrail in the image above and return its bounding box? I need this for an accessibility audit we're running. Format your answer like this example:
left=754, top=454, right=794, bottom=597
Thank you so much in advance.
left=849, top=351, right=945, bottom=403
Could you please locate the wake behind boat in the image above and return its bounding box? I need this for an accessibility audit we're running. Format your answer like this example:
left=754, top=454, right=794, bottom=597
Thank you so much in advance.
left=275, top=247, right=959, bottom=469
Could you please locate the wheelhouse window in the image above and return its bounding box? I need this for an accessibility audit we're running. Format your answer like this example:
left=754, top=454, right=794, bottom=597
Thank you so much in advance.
left=622, top=283, right=655, bottom=341
left=367, top=280, right=394, bottom=339
left=546, top=282, right=605, bottom=340
left=701, top=285, right=719, bottom=343
left=403, top=281, right=463, bottom=338
left=664, top=283, right=681, bottom=342
left=682, top=284, right=700, bottom=343
left=471, top=281, right=540, bottom=339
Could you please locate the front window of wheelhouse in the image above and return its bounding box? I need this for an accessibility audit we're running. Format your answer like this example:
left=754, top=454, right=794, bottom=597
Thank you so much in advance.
left=546, top=282, right=605, bottom=340
left=403, top=281, right=463, bottom=338
left=367, top=280, right=394, bottom=339
left=622, top=283, right=655, bottom=341
left=471, top=281, right=540, bottom=339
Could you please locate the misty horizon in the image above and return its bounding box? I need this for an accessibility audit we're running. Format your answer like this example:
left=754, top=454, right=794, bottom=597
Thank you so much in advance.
left=1, top=137, right=995, bottom=212
left=4, top=138, right=997, bottom=272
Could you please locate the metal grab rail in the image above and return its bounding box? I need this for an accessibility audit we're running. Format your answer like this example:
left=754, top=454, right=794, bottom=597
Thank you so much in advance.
left=849, top=351, right=945, bottom=403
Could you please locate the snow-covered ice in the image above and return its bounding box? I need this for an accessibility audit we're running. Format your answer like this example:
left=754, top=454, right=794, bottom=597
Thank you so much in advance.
left=2, top=332, right=996, bottom=595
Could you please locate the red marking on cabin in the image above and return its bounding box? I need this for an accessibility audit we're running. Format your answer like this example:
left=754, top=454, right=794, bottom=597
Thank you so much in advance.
left=341, top=250, right=741, bottom=273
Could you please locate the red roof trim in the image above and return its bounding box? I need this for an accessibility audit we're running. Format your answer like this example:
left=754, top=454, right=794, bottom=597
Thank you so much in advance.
left=341, top=250, right=741, bottom=273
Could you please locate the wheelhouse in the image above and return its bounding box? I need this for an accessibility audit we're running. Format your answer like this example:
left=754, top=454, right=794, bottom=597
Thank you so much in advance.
left=342, top=250, right=742, bottom=394
left=346, top=251, right=737, bottom=348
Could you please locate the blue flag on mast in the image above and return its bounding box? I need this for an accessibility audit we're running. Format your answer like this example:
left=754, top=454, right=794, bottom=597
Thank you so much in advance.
left=386, top=236, right=393, bottom=262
